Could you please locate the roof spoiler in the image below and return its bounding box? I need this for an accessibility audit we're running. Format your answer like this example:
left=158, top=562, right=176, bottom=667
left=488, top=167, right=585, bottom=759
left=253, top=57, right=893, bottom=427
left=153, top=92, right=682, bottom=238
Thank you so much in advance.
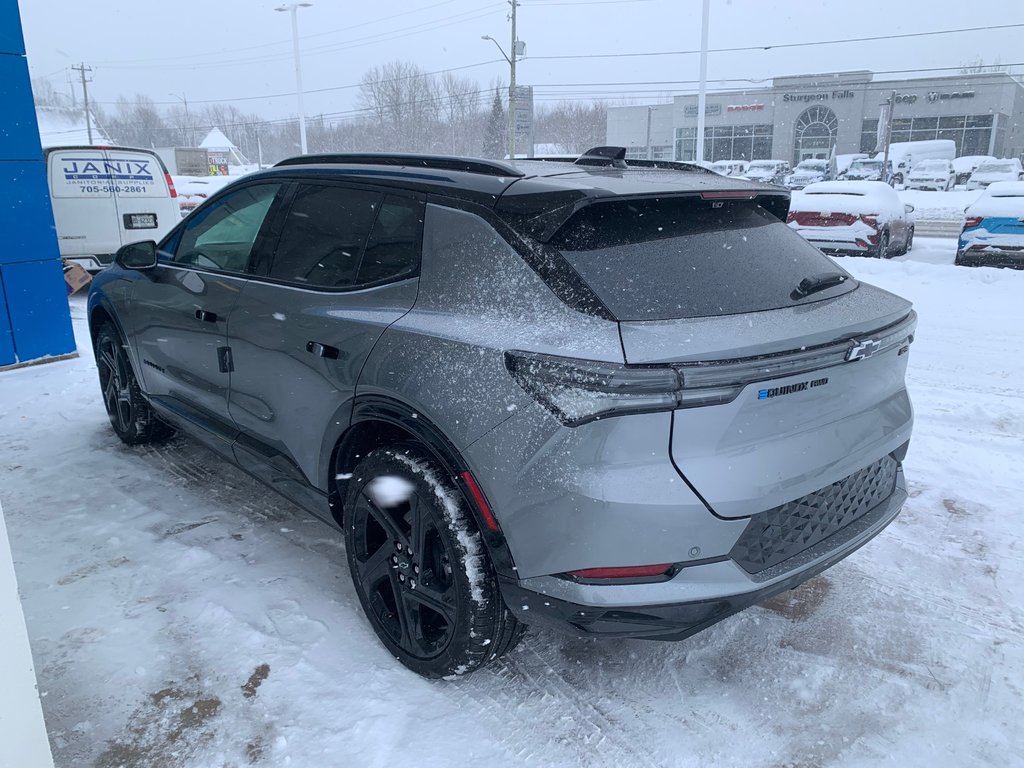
left=575, top=146, right=628, bottom=168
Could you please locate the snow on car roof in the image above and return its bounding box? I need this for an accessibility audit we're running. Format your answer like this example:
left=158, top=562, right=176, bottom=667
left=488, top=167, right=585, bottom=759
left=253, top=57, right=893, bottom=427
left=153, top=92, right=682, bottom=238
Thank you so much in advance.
left=985, top=181, right=1024, bottom=197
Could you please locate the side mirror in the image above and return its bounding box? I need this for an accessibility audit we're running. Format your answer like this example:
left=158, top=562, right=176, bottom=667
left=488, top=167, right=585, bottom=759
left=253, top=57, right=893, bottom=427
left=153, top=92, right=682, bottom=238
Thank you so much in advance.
left=904, top=204, right=915, bottom=214
left=115, top=240, right=158, bottom=270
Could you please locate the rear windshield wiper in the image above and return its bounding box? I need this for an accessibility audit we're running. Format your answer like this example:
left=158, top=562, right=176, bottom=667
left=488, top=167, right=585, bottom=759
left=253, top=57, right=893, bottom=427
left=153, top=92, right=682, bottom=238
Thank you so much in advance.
left=792, top=272, right=849, bottom=300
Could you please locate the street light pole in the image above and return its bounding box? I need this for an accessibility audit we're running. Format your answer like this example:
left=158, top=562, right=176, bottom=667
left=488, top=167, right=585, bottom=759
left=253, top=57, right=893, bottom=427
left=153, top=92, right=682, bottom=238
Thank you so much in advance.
left=276, top=3, right=312, bottom=155
left=169, top=92, right=191, bottom=146
left=695, top=0, right=710, bottom=164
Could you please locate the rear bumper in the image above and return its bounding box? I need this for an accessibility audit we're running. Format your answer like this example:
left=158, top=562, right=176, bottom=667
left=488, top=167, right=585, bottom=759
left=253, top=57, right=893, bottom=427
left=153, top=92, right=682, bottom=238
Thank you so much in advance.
left=956, top=248, right=1024, bottom=268
left=502, top=469, right=906, bottom=640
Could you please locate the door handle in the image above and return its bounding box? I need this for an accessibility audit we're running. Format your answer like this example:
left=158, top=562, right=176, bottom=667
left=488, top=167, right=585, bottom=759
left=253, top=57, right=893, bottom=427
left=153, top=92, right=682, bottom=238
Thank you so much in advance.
left=195, top=309, right=218, bottom=323
left=306, top=341, right=340, bottom=359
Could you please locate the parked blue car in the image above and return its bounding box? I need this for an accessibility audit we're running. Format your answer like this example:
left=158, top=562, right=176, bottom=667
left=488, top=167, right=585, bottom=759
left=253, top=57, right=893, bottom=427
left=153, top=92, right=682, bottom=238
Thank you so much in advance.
left=957, top=182, right=1024, bottom=268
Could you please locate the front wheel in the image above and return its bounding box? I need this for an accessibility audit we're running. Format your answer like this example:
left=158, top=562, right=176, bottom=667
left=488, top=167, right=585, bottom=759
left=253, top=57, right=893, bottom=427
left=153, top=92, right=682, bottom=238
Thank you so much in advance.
left=95, top=323, right=175, bottom=444
left=344, top=445, right=525, bottom=678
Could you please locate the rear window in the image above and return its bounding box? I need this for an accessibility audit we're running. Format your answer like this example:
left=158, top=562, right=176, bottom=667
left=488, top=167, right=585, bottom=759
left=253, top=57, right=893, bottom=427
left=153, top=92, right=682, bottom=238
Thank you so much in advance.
left=977, top=163, right=1014, bottom=173
left=549, top=197, right=854, bottom=321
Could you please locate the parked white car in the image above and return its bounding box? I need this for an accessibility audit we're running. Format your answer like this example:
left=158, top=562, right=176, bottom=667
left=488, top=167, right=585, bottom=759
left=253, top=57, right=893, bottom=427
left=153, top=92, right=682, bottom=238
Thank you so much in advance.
left=709, top=160, right=748, bottom=177
left=785, top=159, right=830, bottom=189
left=966, top=159, right=1024, bottom=190
left=952, top=155, right=996, bottom=186
left=904, top=159, right=956, bottom=191
left=743, top=159, right=790, bottom=184
left=787, top=180, right=915, bottom=258
left=44, top=146, right=180, bottom=272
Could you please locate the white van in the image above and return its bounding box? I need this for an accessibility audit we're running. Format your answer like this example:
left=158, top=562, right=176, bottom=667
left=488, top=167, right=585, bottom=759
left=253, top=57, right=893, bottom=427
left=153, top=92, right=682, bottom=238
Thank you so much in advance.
left=884, top=140, right=956, bottom=186
left=44, top=146, right=180, bottom=272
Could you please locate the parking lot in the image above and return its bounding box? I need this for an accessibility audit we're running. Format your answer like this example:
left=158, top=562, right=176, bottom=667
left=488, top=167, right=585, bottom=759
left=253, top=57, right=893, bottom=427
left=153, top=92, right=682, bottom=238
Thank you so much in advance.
left=2, top=242, right=1021, bottom=767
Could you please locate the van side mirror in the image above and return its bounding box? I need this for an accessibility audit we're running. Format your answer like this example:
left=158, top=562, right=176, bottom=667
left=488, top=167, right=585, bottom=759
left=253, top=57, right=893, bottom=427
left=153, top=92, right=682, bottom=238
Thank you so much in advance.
left=116, top=240, right=158, bottom=270
left=904, top=204, right=915, bottom=214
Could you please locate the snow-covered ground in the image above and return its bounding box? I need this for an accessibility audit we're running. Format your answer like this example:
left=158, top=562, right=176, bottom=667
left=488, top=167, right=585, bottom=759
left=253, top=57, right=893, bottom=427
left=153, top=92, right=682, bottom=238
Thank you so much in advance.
left=1, top=244, right=1022, bottom=767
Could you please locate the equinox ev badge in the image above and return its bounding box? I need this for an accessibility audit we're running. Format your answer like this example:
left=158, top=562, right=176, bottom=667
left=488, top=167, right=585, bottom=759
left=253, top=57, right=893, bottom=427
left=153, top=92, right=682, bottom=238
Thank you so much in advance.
left=847, top=339, right=881, bottom=362
left=758, top=377, right=829, bottom=400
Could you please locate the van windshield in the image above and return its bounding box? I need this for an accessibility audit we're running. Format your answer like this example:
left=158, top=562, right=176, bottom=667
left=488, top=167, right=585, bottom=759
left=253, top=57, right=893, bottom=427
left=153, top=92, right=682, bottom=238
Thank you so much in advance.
left=549, top=196, right=855, bottom=321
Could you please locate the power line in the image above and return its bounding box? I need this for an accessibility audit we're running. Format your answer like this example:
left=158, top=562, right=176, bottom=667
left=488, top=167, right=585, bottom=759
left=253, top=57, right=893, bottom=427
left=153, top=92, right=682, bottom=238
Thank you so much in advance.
left=92, top=0, right=471, bottom=66
left=97, top=4, right=506, bottom=71
left=528, top=22, right=1024, bottom=60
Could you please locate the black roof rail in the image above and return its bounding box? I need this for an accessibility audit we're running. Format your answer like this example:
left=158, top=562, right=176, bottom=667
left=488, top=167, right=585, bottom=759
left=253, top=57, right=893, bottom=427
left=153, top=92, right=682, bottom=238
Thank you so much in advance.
left=621, top=158, right=716, bottom=174
left=570, top=147, right=711, bottom=174
left=274, top=152, right=525, bottom=177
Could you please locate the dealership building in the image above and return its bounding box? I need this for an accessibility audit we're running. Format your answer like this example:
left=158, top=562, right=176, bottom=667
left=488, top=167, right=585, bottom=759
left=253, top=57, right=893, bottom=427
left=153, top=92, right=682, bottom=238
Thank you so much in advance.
left=606, top=70, right=1024, bottom=166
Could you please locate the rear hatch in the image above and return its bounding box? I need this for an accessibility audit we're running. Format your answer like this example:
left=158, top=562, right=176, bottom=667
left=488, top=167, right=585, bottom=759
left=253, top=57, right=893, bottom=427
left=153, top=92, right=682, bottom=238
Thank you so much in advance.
left=548, top=193, right=914, bottom=519
left=47, top=148, right=121, bottom=257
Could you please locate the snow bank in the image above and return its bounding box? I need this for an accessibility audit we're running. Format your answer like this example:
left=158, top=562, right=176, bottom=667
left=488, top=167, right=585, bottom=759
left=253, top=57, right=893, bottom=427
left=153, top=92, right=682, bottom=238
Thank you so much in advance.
left=0, top=502, right=54, bottom=768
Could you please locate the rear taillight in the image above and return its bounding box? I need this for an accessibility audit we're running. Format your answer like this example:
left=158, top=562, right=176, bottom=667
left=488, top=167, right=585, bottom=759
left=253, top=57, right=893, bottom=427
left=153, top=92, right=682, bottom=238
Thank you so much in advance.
left=567, top=564, right=673, bottom=580
left=504, top=351, right=741, bottom=427
left=165, top=173, right=177, bottom=198
left=963, top=216, right=982, bottom=229
left=860, top=214, right=879, bottom=227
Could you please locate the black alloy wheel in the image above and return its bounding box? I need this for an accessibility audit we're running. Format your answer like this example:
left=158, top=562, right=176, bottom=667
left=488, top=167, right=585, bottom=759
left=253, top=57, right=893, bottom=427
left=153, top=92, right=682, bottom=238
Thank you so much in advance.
left=95, top=323, right=174, bottom=445
left=344, top=446, right=524, bottom=678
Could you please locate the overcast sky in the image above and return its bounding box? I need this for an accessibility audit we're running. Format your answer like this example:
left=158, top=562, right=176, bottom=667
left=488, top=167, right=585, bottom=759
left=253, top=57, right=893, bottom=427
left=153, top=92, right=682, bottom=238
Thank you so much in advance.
left=19, top=0, right=1023, bottom=123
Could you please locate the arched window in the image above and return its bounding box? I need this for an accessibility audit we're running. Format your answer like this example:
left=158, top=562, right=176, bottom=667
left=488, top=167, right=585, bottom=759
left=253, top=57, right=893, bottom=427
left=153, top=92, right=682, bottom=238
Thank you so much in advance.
left=793, top=106, right=838, bottom=164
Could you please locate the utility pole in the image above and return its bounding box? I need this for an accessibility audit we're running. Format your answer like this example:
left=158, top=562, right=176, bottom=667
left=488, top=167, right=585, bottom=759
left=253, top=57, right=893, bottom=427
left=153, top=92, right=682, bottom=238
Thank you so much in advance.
left=508, top=0, right=518, bottom=164
left=170, top=92, right=191, bottom=146
left=71, top=63, right=93, bottom=145
left=695, top=0, right=710, bottom=164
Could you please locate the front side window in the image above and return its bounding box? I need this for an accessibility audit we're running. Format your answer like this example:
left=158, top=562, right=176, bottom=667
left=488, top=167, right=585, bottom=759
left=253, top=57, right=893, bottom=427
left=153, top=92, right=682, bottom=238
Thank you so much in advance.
left=174, top=183, right=281, bottom=272
left=268, top=184, right=382, bottom=288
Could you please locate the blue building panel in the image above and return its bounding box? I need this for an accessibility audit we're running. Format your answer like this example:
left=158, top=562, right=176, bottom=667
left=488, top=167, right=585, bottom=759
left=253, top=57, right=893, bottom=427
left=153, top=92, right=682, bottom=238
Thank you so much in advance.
left=0, top=54, right=43, bottom=161
left=0, top=271, right=16, bottom=366
left=0, top=259, right=76, bottom=362
left=0, top=160, right=60, bottom=265
left=0, top=0, right=26, bottom=55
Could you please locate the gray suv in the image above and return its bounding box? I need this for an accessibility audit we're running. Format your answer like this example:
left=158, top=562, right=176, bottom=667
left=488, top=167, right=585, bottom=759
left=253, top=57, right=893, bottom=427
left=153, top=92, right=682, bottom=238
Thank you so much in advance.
left=88, top=148, right=915, bottom=678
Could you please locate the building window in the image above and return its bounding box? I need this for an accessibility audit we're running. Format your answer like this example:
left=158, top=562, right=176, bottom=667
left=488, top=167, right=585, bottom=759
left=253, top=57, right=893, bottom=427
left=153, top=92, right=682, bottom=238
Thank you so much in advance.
left=625, top=145, right=674, bottom=161
left=793, top=106, right=839, bottom=164
left=861, top=114, right=998, bottom=157
left=861, top=119, right=879, bottom=153
left=674, top=124, right=772, bottom=162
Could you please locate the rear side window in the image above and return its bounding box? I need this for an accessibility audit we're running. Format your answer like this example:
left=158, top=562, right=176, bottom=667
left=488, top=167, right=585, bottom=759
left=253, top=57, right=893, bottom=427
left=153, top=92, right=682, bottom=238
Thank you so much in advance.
left=549, top=197, right=854, bottom=321
left=269, top=184, right=381, bottom=288
left=358, top=195, right=422, bottom=285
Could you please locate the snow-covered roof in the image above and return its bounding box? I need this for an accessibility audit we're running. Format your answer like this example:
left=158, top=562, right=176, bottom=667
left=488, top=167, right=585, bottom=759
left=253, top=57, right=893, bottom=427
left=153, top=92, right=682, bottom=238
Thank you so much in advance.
left=199, top=127, right=236, bottom=150
left=35, top=106, right=110, bottom=148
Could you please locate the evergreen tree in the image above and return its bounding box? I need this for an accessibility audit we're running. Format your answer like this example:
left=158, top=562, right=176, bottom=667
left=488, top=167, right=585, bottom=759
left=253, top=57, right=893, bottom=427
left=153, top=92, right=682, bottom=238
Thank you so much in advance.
left=483, top=88, right=506, bottom=159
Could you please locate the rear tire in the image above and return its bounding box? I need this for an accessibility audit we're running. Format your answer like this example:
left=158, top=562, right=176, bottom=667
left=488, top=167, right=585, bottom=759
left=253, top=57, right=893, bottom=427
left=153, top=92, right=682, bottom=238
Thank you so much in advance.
left=344, top=444, right=525, bottom=678
left=905, top=227, right=914, bottom=253
left=873, top=230, right=890, bottom=258
left=95, top=323, right=175, bottom=445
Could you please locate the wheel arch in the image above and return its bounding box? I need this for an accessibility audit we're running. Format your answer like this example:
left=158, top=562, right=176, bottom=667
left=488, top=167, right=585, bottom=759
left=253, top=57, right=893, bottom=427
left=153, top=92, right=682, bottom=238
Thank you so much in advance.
left=324, top=395, right=517, bottom=578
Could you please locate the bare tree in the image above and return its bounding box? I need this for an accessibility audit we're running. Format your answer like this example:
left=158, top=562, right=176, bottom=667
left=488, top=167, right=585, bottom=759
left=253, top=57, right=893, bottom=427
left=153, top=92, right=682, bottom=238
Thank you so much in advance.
left=534, top=100, right=608, bottom=154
